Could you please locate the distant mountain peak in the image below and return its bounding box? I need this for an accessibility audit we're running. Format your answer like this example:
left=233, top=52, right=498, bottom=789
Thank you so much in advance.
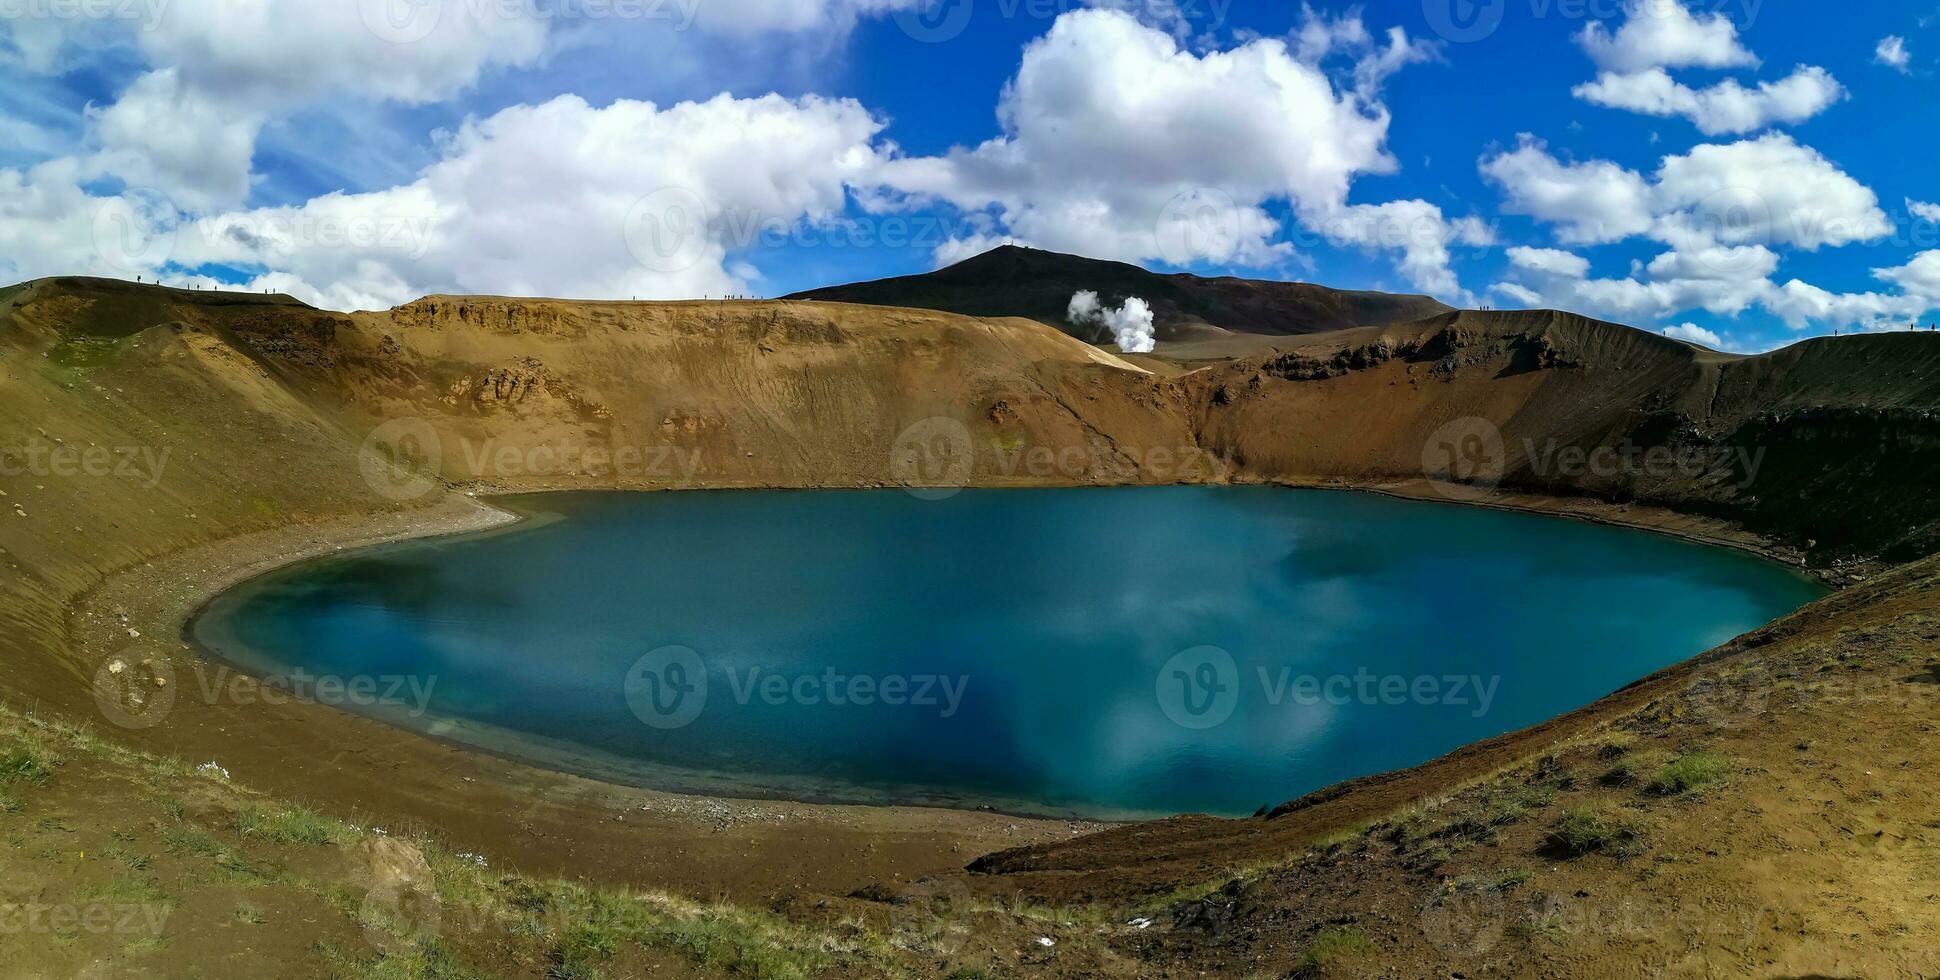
left=786, top=246, right=1453, bottom=344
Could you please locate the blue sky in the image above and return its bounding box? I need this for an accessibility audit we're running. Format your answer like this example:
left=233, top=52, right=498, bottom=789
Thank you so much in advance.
left=1, top=0, right=1936, bottom=351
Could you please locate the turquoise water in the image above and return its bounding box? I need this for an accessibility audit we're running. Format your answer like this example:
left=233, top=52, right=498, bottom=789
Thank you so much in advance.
left=191, top=488, right=1823, bottom=818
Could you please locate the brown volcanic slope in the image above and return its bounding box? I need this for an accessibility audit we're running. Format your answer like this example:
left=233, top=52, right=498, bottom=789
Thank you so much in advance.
left=6, top=276, right=1940, bottom=977
left=1185, top=309, right=1940, bottom=565
left=784, top=244, right=1454, bottom=343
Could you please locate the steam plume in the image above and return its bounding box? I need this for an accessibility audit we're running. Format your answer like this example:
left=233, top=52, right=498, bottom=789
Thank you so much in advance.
left=1066, top=290, right=1156, bottom=354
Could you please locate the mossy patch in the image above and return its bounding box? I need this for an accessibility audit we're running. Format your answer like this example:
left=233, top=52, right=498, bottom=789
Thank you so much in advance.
left=1545, top=806, right=1647, bottom=859
left=1645, top=751, right=1733, bottom=796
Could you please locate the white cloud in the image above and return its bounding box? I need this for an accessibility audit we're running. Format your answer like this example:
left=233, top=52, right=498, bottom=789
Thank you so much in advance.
left=687, top=0, right=920, bottom=34
left=1573, top=65, right=1845, bottom=135
left=138, top=2, right=546, bottom=106
left=85, top=69, right=265, bottom=212
left=125, top=92, right=889, bottom=308
left=1491, top=281, right=1545, bottom=307
left=17, top=0, right=939, bottom=216
left=878, top=9, right=1471, bottom=297
left=1651, top=134, right=1890, bottom=251
left=1874, top=250, right=1940, bottom=301
left=1643, top=244, right=1779, bottom=281
left=932, top=232, right=1028, bottom=266
left=1315, top=199, right=1493, bottom=298
left=1762, top=278, right=1929, bottom=331
left=1909, top=199, right=1940, bottom=224
left=1485, top=134, right=1889, bottom=257
left=878, top=10, right=1391, bottom=263
left=1480, top=138, right=1655, bottom=244
left=1876, top=35, right=1912, bottom=73
left=1577, top=0, right=1758, bottom=73
left=1663, top=322, right=1723, bottom=347
left=1492, top=248, right=1940, bottom=334
left=1506, top=245, right=1591, bottom=278
left=28, top=2, right=550, bottom=213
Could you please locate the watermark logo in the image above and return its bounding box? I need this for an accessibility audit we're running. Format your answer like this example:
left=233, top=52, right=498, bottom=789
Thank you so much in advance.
left=723, top=667, right=968, bottom=717
left=625, top=646, right=708, bottom=730
left=1423, top=0, right=1508, bottom=42
left=359, top=0, right=444, bottom=43
left=890, top=417, right=974, bottom=501
left=1682, top=667, right=1771, bottom=731
left=894, top=0, right=1228, bottom=43
left=360, top=882, right=442, bottom=956
left=1522, top=438, right=1764, bottom=490
left=1156, top=646, right=1239, bottom=730
left=92, top=650, right=175, bottom=731
left=1421, top=416, right=1506, bottom=501
left=1156, top=188, right=1243, bottom=268
left=93, top=656, right=440, bottom=730
left=91, top=187, right=178, bottom=273
left=990, top=438, right=1233, bottom=483
left=359, top=418, right=444, bottom=501
left=1423, top=0, right=1764, bottom=45
left=1420, top=890, right=1509, bottom=955
left=1684, top=186, right=1777, bottom=280
left=624, top=187, right=713, bottom=274
left=894, top=0, right=974, bottom=42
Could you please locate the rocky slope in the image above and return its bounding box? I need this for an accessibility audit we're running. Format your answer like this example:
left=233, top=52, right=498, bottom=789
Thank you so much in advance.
left=1188, top=309, right=1940, bottom=564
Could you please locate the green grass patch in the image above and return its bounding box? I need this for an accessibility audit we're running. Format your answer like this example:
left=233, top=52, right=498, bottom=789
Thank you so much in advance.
left=1510, top=914, right=1571, bottom=945
left=550, top=923, right=617, bottom=980
left=104, top=844, right=152, bottom=872
left=238, top=805, right=354, bottom=846
left=1545, top=806, right=1647, bottom=859
left=1646, top=751, right=1733, bottom=796
left=1600, top=749, right=1672, bottom=788
left=1290, top=926, right=1374, bottom=976
left=162, top=822, right=276, bottom=885
left=316, top=939, right=482, bottom=980
left=1450, top=866, right=1534, bottom=893
left=1312, top=826, right=1366, bottom=851
left=0, top=742, right=57, bottom=786
left=77, top=876, right=172, bottom=908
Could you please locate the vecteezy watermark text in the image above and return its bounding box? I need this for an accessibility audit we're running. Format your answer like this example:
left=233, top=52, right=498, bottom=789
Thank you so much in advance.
left=888, top=416, right=1233, bottom=500
left=894, top=0, right=1233, bottom=43
left=1421, top=0, right=1765, bottom=45
left=359, top=0, right=701, bottom=46
left=1524, top=438, right=1764, bottom=489
left=625, top=647, right=969, bottom=729
left=359, top=417, right=706, bottom=501
left=725, top=667, right=968, bottom=718
left=1258, top=666, right=1501, bottom=718
left=94, top=652, right=438, bottom=731
left=1156, top=647, right=1501, bottom=730
left=1, top=439, right=170, bottom=488
left=0, top=0, right=168, bottom=26
left=0, top=901, right=171, bottom=937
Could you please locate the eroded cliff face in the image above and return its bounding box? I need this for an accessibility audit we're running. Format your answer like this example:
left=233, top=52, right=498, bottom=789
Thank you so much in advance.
left=1183, top=310, right=1940, bottom=564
